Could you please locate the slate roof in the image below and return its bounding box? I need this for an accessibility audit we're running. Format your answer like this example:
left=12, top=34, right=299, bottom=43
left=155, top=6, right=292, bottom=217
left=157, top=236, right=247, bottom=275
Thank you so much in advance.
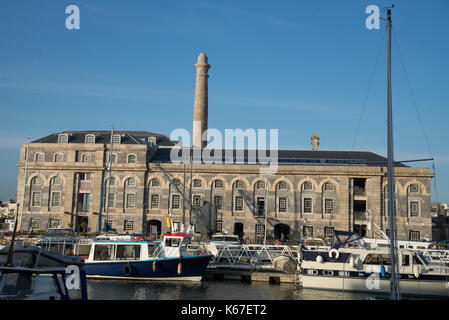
left=32, top=130, right=175, bottom=147
left=151, top=148, right=408, bottom=167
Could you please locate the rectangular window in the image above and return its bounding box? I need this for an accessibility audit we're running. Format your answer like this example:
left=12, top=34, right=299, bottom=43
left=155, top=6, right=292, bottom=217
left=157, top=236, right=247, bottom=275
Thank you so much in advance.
left=51, top=192, right=61, bottom=207
left=32, top=192, right=41, bottom=206
left=55, top=154, right=63, bottom=162
left=410, top=201, right=419, bottom=217
left=106, top=219, right=114, bottom=230
left=235, top=196, right=244, bottom=211
left=93, top=244, right=115, bottom=261
left=256, top=197, right=265, bottom=217
left=36, top=154, right=44, bottom=162
left=325, top=199, right=334, bottom=214
left=151, top=194, right=159, bottom=209
left=50, top=219, right=60, bottom=228
left=303, top=226, right=313, bottom=238
left=116, top=245, right=141, bottom=260
left=107, top=193, right=115, bottom=208
left=255, top=224, right=265, bottom=237
left=172, top=194, right=180, bottom=209
left=214, top=195, right=222, bottom=209
left=80, top=173, right=91, bottom=181
left=31, top=218, right=40, bottom=229
left=82, top=154, right=91, bottom=162
left=324, top=226, right=334, bottom=238
left=126, top=194, right=136, bottom=208
left=193, top=195, right=202, bottom=208
left=279, top=197, right=287, bottom=212
left=109, top=154, right=116, bottom=163
left=124, top=220, right=134, bottom=231
left=78, top=193, right=90, bottom=212
left=304, top=198, right=312, bottom=213
left=409, top=230, right=420, bottom=241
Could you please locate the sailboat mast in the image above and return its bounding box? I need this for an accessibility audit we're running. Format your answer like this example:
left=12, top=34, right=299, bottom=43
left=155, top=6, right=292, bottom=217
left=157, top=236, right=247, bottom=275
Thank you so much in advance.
left=386, top=8, right=401, bottom=300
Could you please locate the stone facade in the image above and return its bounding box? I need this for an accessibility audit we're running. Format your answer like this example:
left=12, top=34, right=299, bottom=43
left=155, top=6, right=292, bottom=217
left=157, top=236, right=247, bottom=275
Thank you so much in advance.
left=15, top=134, right=434, bottom=242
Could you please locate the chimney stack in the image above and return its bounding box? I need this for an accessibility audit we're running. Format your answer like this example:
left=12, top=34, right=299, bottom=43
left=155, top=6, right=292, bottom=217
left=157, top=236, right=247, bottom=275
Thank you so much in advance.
left=311, top=134, right=319, bottom=151
left=192, top=53, right=210, bottom=149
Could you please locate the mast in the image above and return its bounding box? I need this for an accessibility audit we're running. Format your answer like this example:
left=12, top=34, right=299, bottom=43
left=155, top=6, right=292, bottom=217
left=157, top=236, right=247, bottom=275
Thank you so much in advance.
left=386, top=8, right=401, bottom=300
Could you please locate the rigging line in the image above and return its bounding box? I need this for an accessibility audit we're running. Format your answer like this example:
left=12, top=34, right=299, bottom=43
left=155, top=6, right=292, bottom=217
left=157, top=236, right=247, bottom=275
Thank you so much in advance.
left=351, top=27, right=387, bottom=150
left=392, top=29, right=439, bottom=202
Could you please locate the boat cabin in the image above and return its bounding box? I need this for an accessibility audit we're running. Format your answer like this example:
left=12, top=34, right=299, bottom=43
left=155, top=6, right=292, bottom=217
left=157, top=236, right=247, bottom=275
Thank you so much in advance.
left=86, top=233, right=193, bottom=262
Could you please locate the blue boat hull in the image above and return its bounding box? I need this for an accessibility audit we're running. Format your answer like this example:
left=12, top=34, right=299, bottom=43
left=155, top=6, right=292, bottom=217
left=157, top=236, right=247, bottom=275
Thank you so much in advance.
left=82, top=255, right=213, bottom=282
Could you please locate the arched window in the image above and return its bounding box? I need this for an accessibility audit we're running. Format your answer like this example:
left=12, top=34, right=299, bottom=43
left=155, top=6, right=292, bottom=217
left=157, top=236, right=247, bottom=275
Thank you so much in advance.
left=302, top=181, right=313, bottom=191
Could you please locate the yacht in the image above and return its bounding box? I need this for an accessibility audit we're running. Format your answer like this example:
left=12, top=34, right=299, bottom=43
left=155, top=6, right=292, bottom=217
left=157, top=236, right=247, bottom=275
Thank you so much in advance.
left=299, top=231, right=449, bottom=297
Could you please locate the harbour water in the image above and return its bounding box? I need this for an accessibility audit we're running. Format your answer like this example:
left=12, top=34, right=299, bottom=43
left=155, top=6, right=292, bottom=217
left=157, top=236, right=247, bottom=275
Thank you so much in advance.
left=86, top=279, right=380, bottom=300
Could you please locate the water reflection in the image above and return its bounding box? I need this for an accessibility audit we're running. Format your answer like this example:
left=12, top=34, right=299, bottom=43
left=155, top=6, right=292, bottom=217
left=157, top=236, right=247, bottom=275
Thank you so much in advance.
left=87, top=279, right=374, bottom=300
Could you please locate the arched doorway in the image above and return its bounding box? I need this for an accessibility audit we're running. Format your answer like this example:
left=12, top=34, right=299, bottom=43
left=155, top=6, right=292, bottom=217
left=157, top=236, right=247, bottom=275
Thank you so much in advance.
left=147, top=219, right=161, bottom=238
left=274, top=223, right=290, bottom=242
left=234, top=222, right=244, bottom=239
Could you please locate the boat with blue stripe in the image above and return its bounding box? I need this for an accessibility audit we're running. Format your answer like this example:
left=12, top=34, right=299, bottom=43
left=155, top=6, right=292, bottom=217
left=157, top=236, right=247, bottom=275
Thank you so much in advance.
left=83, top=232, right=213, bottom=282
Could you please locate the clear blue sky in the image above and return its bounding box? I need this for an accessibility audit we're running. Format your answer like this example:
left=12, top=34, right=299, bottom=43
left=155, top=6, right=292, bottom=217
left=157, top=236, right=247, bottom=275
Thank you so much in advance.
left=1, top=0, right=448, bottom=203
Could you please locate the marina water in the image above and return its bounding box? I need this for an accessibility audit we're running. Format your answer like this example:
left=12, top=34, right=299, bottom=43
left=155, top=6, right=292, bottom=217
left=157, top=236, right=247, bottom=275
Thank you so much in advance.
left=86, top=279, right=379, bottom=300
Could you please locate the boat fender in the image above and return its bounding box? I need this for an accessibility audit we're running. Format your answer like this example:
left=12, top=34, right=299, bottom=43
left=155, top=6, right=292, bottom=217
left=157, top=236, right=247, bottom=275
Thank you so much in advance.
left=316, top=255, right=324, bottom=263
left=328, top=249, right=340, bottom=260
left=413, top=265, right=420, bottom=279
left=153, top=261, right=157, bottom=272
left=380, top=264, right=386, bottom=278
left=123, top=264, right=133, bottom=276
left=177, top=262, right=182, bottom=276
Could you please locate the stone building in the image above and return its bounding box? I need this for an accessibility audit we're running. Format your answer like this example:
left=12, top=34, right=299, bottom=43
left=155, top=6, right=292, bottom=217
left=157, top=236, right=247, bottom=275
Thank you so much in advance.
left=14, top=53, right=434, bottom=242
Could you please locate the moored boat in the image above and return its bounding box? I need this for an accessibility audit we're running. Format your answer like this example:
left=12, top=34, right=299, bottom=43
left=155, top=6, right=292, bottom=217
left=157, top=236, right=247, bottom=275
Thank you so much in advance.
left=82, top=232, right=213, bottom=281
left=299, top=231, right=449, bottom=298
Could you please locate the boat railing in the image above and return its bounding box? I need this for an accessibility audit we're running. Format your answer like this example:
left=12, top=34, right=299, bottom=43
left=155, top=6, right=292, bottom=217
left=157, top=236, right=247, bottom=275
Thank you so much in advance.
left=36, top=238, right=76, bottom=256
left=204, top=243, right=300, bottom=268
left=419, top=248, right=449, bottom=265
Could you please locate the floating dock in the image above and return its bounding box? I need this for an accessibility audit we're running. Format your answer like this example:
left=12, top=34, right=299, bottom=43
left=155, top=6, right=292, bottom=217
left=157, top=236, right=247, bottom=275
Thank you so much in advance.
left=204, top=266, right=298, bottom=284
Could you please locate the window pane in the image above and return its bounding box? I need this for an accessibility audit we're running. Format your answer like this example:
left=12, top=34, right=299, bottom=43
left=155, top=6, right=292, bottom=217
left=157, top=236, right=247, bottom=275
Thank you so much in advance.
left=51, top=192, right=61, bottom=206
left=304, top=198, right=312, bottom=213
left=172, top=194, right=180, bottom=209
left=126, top=194, right=136, bottom=208
left=116, top=245, right=141, bottom=260
left=235, top=196, right=243, bottom=211
left=107, top=193, right=115, bottom=208
left=151, top=194, right=159, bottom=208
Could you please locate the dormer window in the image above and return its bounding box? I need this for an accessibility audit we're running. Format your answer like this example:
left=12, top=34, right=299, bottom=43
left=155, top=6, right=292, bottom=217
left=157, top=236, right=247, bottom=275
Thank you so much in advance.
left=58, top=134, right=68, bottom=144
left=148, top=136, right=157, bottom=147
left=85, top=134, right=95, bottom=144
left=111, top=134, right=121, bottom=145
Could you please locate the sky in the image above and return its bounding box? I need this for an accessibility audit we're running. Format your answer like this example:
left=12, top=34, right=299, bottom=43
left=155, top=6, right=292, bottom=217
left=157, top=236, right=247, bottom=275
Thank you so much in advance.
left=0, top=0, right=448, bottom=203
